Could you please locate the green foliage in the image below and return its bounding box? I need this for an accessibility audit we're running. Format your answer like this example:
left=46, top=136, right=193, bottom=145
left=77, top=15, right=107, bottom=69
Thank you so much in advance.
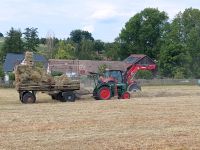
left=51, top=71, right=63, bottom=76
left=55, top=41, right=75, bottom=59
left=70, top=30, right=94, bottom=43
left=0, top=65, right=4, bottom=78
left=119, top=8, right=168, bottom=59
left=104, top=42, right=120, bottom=60
left=8, top=72, right=15, bottom=81
left=23, top=27, right=39, bottom=52
left=0, top=32, right=3, bottom=37
left=98, top=64, right=107, bottom=74
left=173, top=68, right=186, bottom=79
left=158, top=8, right=200, bottom=79
left=77, top=40, right=96, bottom=60
left=94, top=40, right=104, bottom=53
left=135, top=70, right=153, bottom=79
left=2, top=27, right=24, bottom=55
left=40, top=38, right=46, bottom=44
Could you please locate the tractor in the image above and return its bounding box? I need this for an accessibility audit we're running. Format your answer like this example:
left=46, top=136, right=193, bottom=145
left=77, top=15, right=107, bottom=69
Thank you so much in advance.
left=91, top=63, right=156, bottom=100
left=92, top=70, right=130, bottom=100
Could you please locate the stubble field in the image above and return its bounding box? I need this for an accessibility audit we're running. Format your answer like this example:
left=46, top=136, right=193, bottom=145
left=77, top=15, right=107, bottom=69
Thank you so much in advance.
left=0, top=85, right=200, bottom=150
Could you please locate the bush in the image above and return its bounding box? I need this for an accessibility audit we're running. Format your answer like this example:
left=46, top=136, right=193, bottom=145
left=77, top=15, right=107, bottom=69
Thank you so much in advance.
left=8, top=72, right=15, bottom=81
left=135, top=70, right=153, bottom=79
left=0, top=65, right=4, bottom=78
left=51, top=71, right=63, bottom=76
left=98, top=64, right=107, bottom=74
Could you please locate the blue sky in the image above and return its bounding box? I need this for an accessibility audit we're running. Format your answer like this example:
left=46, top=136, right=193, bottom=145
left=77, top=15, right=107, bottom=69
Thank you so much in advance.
left=1, top=0, right=200, bottom=42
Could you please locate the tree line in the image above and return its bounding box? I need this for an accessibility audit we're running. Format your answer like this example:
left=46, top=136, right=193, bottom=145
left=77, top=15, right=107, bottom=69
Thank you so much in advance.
left=1, top=7, right=200, bottom=79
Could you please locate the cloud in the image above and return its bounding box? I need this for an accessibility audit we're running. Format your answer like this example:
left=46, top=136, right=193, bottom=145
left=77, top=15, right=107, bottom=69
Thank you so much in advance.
left=1, top=0, right=200, bottom=42
left=82, top=24, right=94, bottom=33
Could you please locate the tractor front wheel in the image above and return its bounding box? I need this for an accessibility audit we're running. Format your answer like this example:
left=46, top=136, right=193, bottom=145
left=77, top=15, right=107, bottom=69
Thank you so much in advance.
left=121, top=92, right=130, bottom=99
left=97, top=87, right=111, bottom=100
left=127, top=83, right=141, bottom=92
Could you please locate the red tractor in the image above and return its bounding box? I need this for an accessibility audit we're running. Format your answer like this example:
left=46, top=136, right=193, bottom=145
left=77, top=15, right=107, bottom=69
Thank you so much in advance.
left=92, top=63, right=156, bottom=100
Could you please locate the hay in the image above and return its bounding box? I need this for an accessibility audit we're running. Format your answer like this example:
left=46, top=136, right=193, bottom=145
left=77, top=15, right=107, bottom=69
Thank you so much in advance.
left=54, top=75, right=70, bottom=86
left=24, top=51, right=34, bottom=66
left=14, top=51, right=79, bottom=89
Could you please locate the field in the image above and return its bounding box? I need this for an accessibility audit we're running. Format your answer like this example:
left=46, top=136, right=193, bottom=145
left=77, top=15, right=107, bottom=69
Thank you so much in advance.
left=1, top=85, right=200, bottom=149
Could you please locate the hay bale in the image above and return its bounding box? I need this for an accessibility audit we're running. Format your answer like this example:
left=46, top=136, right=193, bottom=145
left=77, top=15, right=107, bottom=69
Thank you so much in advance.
left=24, top=51, right=34, bottom=66
left=55, top=75, right=70, bottom=86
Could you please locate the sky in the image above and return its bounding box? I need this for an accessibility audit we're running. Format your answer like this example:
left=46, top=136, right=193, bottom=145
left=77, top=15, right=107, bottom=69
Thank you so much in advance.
left=1, top=0, right=200, bottom=42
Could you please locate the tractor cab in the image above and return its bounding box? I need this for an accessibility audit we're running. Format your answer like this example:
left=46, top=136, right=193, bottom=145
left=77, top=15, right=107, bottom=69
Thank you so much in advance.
left=92, top=69, right=130, bottom=100
left=103, top=70, right=124, bottom=83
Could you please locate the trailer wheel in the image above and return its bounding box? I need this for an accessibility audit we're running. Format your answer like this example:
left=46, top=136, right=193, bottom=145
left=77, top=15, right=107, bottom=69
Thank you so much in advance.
left=62, top=91, right=75, bottom=102
left=56, top=92, right=64, bottom=101
left=21, top=92, right=36, bottom=104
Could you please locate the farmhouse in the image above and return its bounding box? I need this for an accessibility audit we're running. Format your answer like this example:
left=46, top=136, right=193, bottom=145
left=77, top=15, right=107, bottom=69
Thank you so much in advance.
left=124, top=54, right=156, bottom=67
left=48, top=59, right=127, bottom=75
left=48, top=54, right=156, bottom=75
left=3, top=53, right=47, bottom=82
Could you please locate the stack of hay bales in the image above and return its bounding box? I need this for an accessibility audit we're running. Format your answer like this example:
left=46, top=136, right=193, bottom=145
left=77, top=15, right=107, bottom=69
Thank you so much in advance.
left=15, top=52, right=54, bottom=88
left=24, top=51, right=34, bottom=66
left=15, top=51, right=79, bottom=89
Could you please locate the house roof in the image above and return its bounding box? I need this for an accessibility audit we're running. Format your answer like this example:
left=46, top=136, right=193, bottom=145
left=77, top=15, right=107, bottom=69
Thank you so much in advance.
left=123, top=54, right=155, bottom=64
left=3, top=53, right=47, bottom=72
left=48, top=59, right=127, bottom=75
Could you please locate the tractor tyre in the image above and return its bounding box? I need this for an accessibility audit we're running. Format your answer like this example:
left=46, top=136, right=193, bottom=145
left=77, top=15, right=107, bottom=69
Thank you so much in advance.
left=121, top=92, right=130, bottom=99
left=97, top=86, right=111, bottom=100
left=21, top=92, right=36, bottom=104
left=127, top=83, right=141, bottom=92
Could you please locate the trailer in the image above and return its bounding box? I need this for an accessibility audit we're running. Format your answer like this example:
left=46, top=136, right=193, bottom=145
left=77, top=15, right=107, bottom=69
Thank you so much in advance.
left=14, top=51, right=81, bottom=104
left=16, top=81, right=80, bottom=103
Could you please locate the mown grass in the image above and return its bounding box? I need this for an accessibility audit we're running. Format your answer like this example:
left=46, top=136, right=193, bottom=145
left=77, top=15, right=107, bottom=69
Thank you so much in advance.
left=0, top=86, right=200, bottom=149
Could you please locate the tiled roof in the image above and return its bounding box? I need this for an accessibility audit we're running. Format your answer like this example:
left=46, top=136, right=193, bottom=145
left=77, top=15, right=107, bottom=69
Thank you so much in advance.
left=48, top=59, right=127, bottom=75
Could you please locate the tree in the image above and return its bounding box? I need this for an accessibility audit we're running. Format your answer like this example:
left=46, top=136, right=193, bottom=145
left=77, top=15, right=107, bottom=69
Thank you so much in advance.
left=182, top=8, right=200, bottom=78
left=70, top=29, right=94, bottom=43
left=0, top=65, right=4, bottom=79
left=55, top=41, right=75, bottom=59
left=40, top=38, right=46, bottom=44
left=104, top=42, right=120, bottom=60
left=23, top=27, right=39, bottom=52
left=78, top=40, right=95, bottom=60
left=158, top=8, right=200, bottom=78
left=119, top=8, right=168, bottom=59
left=94, top=40, right=104, bottom=54
left=0, top=32, right=3, bottom=37
left=159, top=42, right=191, bottom=78
left=1, top=27, right=24, bottom=60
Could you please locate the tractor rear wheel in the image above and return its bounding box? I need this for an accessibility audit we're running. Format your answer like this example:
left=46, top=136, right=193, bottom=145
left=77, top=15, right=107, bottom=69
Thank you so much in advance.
left=97, top=86, right=111, bottom=100
left=21, top=92, right=36, bottom=104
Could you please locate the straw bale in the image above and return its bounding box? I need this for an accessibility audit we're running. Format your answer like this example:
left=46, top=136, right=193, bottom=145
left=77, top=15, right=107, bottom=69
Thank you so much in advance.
left=54, top=75, right=70, bottom=86
left=24, top=51, right=34, bottom=66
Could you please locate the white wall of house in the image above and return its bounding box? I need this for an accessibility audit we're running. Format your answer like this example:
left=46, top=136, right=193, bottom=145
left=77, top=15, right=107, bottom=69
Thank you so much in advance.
left=4, top=73, right=9, bottom=83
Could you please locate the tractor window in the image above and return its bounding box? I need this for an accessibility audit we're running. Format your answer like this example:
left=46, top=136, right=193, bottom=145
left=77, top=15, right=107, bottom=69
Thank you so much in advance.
left=105, top=71, right=123, bottom=83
